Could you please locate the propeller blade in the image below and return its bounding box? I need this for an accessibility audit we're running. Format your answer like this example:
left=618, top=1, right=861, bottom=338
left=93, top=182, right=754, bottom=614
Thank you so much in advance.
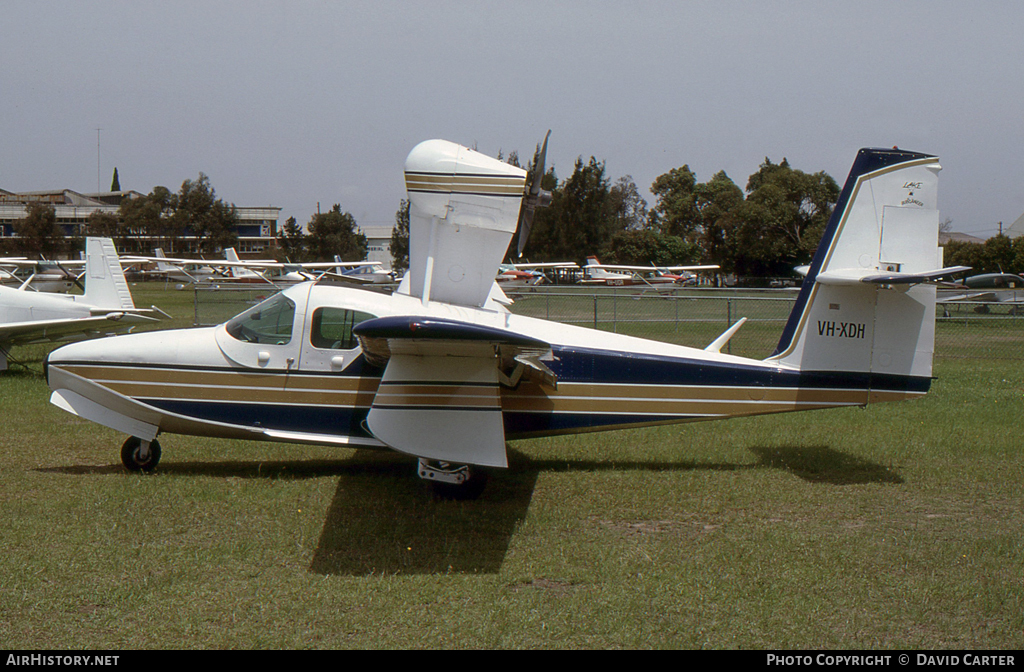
left=517, top=130, right=552, bottom=257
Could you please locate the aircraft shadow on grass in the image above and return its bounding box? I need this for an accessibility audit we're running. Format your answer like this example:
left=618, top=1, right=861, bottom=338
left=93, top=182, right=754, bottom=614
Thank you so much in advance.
left=39, top=444, right=901, bottom=575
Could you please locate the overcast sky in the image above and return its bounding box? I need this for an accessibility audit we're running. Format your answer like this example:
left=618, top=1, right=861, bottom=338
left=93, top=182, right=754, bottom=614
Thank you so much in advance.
left=2, top=1, right=1022, bottom=239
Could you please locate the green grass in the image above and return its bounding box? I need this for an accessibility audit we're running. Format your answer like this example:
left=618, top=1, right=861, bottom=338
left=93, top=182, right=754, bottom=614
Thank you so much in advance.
left=1, top=284, right=1023, bottom=648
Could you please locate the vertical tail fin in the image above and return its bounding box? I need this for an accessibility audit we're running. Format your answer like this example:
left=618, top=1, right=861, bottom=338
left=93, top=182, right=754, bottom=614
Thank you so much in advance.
left=81, top=237, right=136, bottom=310
left=153, top=248, right=178, bottom=273
left=768, top=148, right=946, bottom=387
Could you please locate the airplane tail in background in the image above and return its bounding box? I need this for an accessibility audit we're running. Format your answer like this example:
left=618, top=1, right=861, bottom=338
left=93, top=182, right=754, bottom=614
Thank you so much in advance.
left=81, top=237, right=136, bottom=310
left=767, top=148, right=967, bottom=388
left=153, top=249, right=178, bottom=273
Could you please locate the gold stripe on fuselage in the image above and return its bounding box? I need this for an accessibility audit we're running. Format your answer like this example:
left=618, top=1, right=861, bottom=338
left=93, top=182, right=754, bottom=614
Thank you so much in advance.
left=373, top=382, right=500, bottom=409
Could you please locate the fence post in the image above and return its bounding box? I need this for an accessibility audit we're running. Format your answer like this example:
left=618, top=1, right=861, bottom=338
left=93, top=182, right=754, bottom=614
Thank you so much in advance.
left=613, top=289, right=618, bottom=333
left=727, top=299, right=732, bottom=354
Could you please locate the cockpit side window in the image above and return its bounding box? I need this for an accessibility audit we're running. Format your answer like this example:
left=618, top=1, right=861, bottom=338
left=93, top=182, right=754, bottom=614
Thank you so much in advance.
left=225, top=293, right=296, bottom=345
left=310, top=307, right=376, bottom=350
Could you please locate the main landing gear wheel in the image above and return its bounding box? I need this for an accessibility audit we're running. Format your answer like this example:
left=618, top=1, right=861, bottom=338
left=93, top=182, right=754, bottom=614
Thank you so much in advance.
left=417, top=459, right=489, bottom=500
left=120, top=436, right=162, bottom=473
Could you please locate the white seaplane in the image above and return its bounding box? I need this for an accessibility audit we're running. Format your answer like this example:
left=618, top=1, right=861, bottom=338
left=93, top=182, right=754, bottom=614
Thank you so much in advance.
left=1, top=238, right=162, bottom=371
left=45, top=138, right=967, bottom=497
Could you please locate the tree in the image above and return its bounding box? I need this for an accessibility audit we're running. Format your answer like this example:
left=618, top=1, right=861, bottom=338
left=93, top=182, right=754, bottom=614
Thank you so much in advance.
left=521, top=156, right=622, bottom=262
left=390, top=199, right=410, bottom=274
left=277, top=216, right=307, bottom=261
left=306, top=204, right=366, bottom=261
left=14, top=203, right=66, bottom=258
left=110, top=167, right=120, bottom=192
left=943, top=239, right=985, bottom=274
left=602, top=229, right=698, bottom=267
left=84, top=210, right=127, bottom=252
left=649, top=165, right=700, bottom=240
left=170, top=173, right=239, bottom=256
left=120, top=187, right=173, bottom=254
left=693, top=171, right=745, bottom=274
left=733, top=158, right=838, bottom=276
left=608, top=176, right=649, bottom=231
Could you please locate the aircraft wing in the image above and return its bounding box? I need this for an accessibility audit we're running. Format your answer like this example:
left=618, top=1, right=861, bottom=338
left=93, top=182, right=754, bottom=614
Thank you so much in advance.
left=512, top=262, right=579, bottom=269
left=353, top=315, right=554, bottom=468
left=939, top=291, right=997, bottom=302
left=590, top=263, right=719, bottom=272
left=0, top=313, right=157, bottom=347
left=659, top=264, right=720, bottom=272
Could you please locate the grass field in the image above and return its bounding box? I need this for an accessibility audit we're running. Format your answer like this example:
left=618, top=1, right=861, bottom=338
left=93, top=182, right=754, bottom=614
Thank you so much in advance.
left=0, top=283, right=1022, bottom=648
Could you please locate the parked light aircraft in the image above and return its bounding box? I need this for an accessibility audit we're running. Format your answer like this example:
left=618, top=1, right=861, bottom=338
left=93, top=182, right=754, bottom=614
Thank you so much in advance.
left=1, top=258, right=81, bottom=293
left=497, top=262, right=577, bottom=286
left=497, top=265, right=545, bottom=286
left=143, top=248, right=393, bottom=287
left=938, top=272, right=1024, bottom=312
left=136, top=249, right=222, bottom=286
left=0, top=238, right=162, bottom=371
left=46, top=141, right=969, bottom=497
left=218, top=251, right=395, bottom=286
left=582, top=256, right=719, bottom=286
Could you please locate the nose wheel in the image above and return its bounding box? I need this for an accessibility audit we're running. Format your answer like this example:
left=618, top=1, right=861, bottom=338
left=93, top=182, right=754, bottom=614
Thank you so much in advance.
left=121, top=436, right=162, bottom=473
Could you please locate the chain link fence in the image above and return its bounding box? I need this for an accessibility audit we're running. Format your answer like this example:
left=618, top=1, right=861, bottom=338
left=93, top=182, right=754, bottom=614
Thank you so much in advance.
left=194, top=285, right=1024, bottom=361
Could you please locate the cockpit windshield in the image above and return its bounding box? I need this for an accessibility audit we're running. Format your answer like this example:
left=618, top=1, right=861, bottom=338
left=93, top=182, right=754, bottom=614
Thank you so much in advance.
left=225, top=293, right=296, bottom=345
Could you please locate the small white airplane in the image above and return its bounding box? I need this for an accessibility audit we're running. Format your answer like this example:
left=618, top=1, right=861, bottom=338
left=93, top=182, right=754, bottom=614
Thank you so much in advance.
left=144, top=248, right=393, bottom=287
left=221, top=251, right=395, bottom=286
left=0, top=258, right=82, bottom=293
left=496, top=265, right=545, bottom=286
left=581, top=257, right=718, bottom=286
left=46, top=140, right=968, bottom=498
left=0, top=238, right=163, bottom=371
left=497, top=261, right=577, bottom=286
left=134, top=249, right=222, bottom=286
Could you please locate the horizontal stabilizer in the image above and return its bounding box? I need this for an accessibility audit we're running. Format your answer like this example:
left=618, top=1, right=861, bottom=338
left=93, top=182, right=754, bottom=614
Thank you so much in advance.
left=816, top=266, right=971, bottom=286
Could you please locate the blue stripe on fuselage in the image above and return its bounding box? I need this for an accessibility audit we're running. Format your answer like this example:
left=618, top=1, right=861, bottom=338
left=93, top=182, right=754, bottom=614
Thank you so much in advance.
left=546, top=345, right=931, bottom=393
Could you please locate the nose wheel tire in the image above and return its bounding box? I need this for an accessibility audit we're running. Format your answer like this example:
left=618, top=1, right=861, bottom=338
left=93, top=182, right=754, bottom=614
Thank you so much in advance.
left=121, top=437, right=162, bottom=473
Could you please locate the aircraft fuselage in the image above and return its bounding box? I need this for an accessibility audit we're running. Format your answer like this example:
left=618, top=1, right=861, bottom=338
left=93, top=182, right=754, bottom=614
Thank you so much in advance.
left=45, top=281, right=929, bottom=451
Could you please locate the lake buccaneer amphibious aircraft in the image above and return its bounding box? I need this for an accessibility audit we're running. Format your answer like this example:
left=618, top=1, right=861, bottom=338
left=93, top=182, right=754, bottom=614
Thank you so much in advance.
left=45, top=138, right=968, bottom=496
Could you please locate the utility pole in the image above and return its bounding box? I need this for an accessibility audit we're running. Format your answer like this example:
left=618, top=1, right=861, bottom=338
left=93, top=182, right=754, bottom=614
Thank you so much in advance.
left=96, top=128, right=102, bottom=194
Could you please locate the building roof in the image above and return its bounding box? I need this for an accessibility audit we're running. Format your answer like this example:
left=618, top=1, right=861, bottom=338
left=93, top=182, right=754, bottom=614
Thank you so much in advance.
left=939, top=231, right=987, bottom=245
